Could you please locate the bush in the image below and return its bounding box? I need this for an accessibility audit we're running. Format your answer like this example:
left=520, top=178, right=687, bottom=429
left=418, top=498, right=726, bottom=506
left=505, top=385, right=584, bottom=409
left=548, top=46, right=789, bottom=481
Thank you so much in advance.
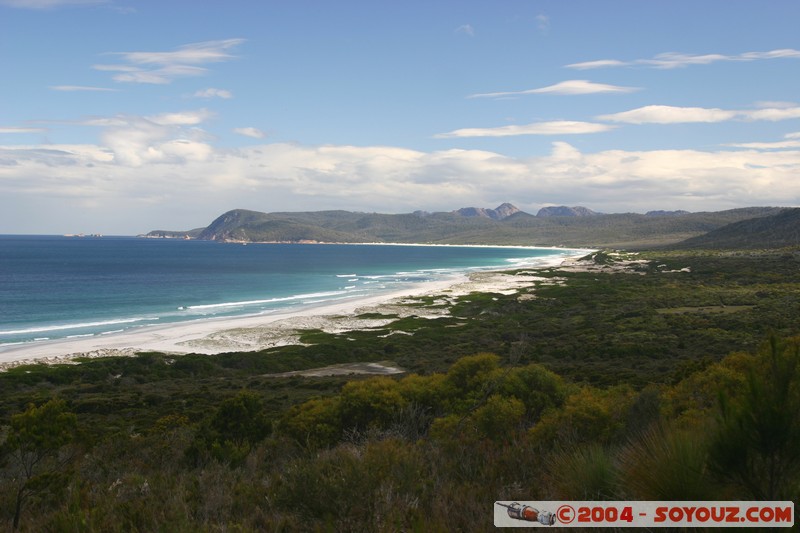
left=548, top=444, right=619, bottom=499
left=499, top=363, right=566, bottom=421
left=279, top=397, right=342, bottom=449
left=529, top=386, right=633, bottom=446
left=708, top=337, right=800, bottom=499
left=339, top=377, right=408, bottom=431
left=619, top=424, right=716, bottom=500
left=472, top=395, right=525, bottom=442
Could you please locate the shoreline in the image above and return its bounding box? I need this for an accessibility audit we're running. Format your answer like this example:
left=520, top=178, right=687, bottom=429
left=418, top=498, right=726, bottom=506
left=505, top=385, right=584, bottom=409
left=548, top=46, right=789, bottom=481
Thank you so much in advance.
left=0, top=251, right=594, bottom=370
left=141, top=235, right=581, bottom=251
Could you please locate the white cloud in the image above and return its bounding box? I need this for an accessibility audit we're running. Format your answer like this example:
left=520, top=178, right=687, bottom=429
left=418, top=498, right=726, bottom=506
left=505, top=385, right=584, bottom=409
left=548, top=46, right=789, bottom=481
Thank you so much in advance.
left=234, top=127, right=266, bottom=139
left=741, top=49, right=800, bottom=60
left=727, top=140, right=800, bottom=150
left=435, top=120, right=614, bottom=138
left=92, top=64, right=141, bottom=73
left=740, top=107, right=800, bottom=121
left=50, top=85, right=118, bottom=92
left=599, top=105, right=737, bottom=124
left=108, top=65, right=208, bottom=85
left=469, top=80, right=639, bottom=98
left=455, top=24, right=475, bottom=37
left=95, top=39, right=244, bottom=85
left=74, top=109, right=215, bottom=167
left=567, top=48, right=800, bottom=69
left=119, top=39, right=244, bottom=65
left=0, top=127, right=47, bottom=133
left=598, top=104, right=800, bottom=124
left=726, top=131, right=800, bottom=150
left=2, top=137, right=799, bottom=233
left=146, top=109, right=213, bottom=126
left=192, top=88, right=233, bottom=99
left=640, top=52, right=730, bottom=69
left=566, top=59, right=627, bottom=70
left=80, top=117, right=129, bottom=127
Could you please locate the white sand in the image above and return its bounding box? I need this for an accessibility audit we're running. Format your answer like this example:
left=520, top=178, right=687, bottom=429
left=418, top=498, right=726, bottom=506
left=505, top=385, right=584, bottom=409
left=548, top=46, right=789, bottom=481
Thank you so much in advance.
left=0, top=277, right=462, bottom=367
left=0, top=251, right=595, bottom=369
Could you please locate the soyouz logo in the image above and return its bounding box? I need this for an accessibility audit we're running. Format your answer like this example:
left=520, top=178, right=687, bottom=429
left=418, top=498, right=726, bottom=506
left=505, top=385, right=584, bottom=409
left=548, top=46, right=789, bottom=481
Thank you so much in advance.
left=494, top=501, right=794, bottom=528
left=495, top=502, right=556, bottom=525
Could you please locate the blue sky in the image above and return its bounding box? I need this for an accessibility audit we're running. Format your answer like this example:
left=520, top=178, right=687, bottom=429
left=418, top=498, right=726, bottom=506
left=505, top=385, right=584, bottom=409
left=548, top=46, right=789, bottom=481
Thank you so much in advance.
left=1, top=0, right=799, bottom=234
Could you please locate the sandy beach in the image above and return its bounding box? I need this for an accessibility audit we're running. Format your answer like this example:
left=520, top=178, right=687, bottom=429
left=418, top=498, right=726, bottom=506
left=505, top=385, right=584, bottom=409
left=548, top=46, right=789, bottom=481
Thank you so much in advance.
left=0, top=252, right=598, bottom=370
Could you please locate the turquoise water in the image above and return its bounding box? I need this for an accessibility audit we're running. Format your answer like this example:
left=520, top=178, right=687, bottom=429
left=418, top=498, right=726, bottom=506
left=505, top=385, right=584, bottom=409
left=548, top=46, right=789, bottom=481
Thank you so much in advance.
left=0, top=236, right=588, bottom=348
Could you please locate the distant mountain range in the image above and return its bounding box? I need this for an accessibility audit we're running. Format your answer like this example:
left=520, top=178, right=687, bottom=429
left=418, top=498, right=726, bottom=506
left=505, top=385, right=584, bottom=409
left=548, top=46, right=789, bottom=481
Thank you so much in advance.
left=145, top=204, right=794, bottom=249
left=452, top=202, right=521, bottom=220
left=537, top=205, right=599, bottom=217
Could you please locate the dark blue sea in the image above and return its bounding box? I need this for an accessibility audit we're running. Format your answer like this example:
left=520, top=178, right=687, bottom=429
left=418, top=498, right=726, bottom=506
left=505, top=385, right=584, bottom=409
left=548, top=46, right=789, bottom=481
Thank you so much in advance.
left=0, top=236, right=589, bottom=349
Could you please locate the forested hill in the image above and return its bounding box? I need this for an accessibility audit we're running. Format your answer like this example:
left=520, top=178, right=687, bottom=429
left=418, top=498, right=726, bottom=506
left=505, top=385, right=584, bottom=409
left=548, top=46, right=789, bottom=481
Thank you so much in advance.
left=145, top=205, right=786, bottom=249
left=675, top=207, right=800, bottom=249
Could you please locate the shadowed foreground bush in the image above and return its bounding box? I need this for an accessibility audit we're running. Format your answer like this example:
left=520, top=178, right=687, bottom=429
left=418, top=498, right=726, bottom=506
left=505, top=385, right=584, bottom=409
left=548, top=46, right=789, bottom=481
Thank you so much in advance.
left=2, top=337, right=799, bottom=530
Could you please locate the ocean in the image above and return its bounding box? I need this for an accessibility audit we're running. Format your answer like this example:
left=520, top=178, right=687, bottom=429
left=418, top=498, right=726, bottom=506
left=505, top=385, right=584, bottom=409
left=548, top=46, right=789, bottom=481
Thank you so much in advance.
left=0, top=236, right=588, bottom=349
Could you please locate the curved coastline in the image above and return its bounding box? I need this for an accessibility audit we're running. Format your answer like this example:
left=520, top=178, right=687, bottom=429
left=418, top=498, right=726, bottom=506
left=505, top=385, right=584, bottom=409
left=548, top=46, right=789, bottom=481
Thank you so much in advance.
left=0, top=247, right=594, bottom=369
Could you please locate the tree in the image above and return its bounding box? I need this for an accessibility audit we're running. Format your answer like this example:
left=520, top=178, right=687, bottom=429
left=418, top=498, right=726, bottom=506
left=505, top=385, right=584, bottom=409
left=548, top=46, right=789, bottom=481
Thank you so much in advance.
left=2, top=399, right=77, bottom=530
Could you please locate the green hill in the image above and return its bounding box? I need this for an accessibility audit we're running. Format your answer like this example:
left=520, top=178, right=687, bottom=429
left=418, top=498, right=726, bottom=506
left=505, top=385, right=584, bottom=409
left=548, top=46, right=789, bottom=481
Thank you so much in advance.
left=676, top=207, right=800, bottom=249
left=147, top=205, right=785, bottom=248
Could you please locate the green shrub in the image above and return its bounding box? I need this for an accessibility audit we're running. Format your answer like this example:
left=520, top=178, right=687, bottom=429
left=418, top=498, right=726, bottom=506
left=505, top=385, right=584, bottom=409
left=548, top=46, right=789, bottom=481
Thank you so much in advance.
left=279, top=396, right=342, bottom=449
left=472, top=395, right=525, bottom=441
left=619, top=424, right=716, bottom=500
left=499, top=363, right=566, bottom=421
left=339, top=376, right=408, bottom=431
left=549, top=444, right=619, bottom=499
left=708, top=337, right=800, bottom=499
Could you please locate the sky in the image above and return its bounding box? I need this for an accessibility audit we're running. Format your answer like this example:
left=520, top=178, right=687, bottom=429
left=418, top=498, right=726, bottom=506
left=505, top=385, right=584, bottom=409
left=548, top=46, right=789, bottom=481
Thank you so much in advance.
left=1, top=0, right=799, bottom=234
